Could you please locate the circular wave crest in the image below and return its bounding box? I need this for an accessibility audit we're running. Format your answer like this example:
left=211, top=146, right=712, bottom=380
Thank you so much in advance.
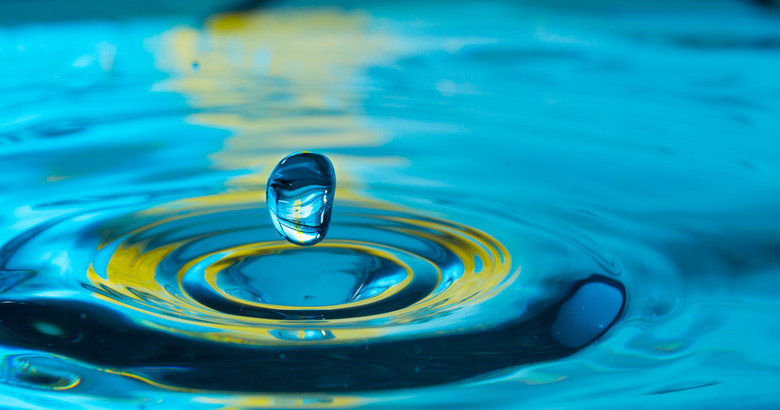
left=0, top=189, right=624, bottom=392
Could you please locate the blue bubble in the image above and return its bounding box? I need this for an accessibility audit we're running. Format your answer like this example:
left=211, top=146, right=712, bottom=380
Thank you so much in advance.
left=551, top=278, right=624, bottom=348
left=266, top=152, right=335, bottom=246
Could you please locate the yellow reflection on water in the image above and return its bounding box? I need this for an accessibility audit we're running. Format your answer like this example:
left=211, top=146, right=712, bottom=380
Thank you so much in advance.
left=194, top=393, right=364, bottom=409
left=197, top=241, right=416, bottom=312
left=97, top=8, right=516, bottom=395
left=151, top=7, right=406, bottom=189
left=87, top=190, right=514, bottom=345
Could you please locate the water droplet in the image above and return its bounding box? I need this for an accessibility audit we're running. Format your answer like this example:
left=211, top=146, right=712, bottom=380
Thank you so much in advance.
left=191, top=61, right=200, bottom=71
left=266, top=152, right=335, bottom=246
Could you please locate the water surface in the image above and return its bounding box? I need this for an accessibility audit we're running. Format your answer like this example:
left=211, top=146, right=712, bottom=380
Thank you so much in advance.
left=1, top=0, right=779, bottom=408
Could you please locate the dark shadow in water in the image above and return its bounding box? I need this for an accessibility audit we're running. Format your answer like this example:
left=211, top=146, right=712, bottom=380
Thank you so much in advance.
left=751, top=0, right=780, bottom=9
left=0, top=275, right=625, bottom=392
left=648, top=381, right=720, bottom=395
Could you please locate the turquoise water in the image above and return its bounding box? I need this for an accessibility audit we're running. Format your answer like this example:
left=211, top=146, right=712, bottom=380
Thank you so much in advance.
left=1, top=0, right=780, bottom=408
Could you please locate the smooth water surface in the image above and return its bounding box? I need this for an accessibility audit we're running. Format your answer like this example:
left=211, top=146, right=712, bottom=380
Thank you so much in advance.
left=1, top=0, right=779, bottom=408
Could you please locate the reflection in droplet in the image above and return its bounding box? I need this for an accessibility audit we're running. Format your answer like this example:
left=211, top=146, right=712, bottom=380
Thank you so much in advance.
left=266, top=152, right=336, bottom=246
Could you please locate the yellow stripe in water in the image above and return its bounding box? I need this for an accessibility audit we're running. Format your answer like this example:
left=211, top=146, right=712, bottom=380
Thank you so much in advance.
left=150, top=8, right=408, bottom=190
left=294, top=197, right=303, bottom=243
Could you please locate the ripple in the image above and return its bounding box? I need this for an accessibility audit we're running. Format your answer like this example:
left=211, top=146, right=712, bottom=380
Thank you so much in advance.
left=0, top=354, right=81, bottom=391
left=0, top=189, right=625, bottom=392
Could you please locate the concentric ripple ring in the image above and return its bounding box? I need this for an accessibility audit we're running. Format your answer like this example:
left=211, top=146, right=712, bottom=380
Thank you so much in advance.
left=0, top=190, right=625, bottom=392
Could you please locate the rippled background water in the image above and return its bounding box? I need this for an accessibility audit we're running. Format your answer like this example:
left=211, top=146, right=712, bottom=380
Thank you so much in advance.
left=1, top=0, right=780, bottom=408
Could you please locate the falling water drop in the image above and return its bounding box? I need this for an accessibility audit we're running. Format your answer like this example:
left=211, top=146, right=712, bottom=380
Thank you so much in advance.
left=266, top=152, right=335, bottom=246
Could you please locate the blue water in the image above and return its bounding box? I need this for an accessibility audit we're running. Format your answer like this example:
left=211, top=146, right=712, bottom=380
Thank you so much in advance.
left=1, top=0, right=780, bottom=408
